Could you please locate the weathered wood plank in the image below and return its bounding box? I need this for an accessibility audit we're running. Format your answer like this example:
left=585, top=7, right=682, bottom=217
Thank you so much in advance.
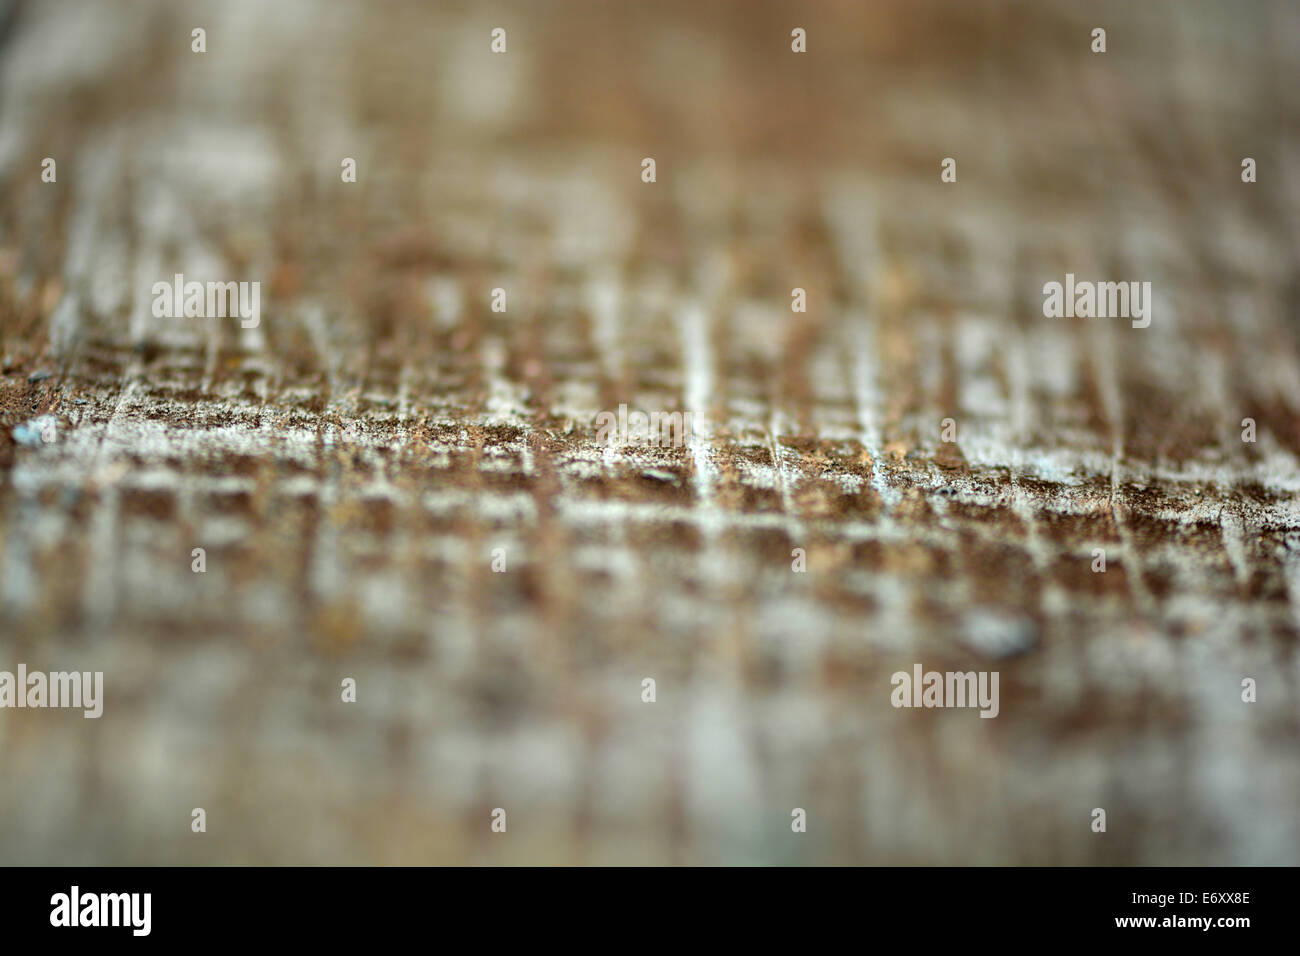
left=0, top=0, right=1297, bottom=864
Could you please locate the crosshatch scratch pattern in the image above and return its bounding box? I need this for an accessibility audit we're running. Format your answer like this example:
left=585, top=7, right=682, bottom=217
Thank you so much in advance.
left=1, top=0, right=1299, bottom=863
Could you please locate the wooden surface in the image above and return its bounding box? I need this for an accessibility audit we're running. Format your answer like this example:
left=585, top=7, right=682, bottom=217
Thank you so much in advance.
left=1, top=0, right=1298, bottom=864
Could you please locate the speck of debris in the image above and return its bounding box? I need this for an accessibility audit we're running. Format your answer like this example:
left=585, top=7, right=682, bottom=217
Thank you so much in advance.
left=28, top=370, right=52, bottom=382
left=962, top=610, right=1038, bottom=660
left=13, top=415, right=57, bottom=447
left=641, top=469, right=679, bottom=484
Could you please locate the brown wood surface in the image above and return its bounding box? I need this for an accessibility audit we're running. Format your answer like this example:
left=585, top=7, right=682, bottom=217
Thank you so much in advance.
left=0, top=0, right=1298, bottom=864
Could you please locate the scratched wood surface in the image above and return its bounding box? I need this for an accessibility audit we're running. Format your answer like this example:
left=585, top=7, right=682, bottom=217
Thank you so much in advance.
left=1, top=0, right=1298, bottom=864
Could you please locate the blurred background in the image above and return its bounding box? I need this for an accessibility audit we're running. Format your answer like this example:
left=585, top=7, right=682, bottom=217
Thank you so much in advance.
left=0, top=0, right=1298, bottom=864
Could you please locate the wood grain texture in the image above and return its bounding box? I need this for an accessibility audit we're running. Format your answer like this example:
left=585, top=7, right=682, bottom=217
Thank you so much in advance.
left=1, top=0, right=1298, bottom=864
